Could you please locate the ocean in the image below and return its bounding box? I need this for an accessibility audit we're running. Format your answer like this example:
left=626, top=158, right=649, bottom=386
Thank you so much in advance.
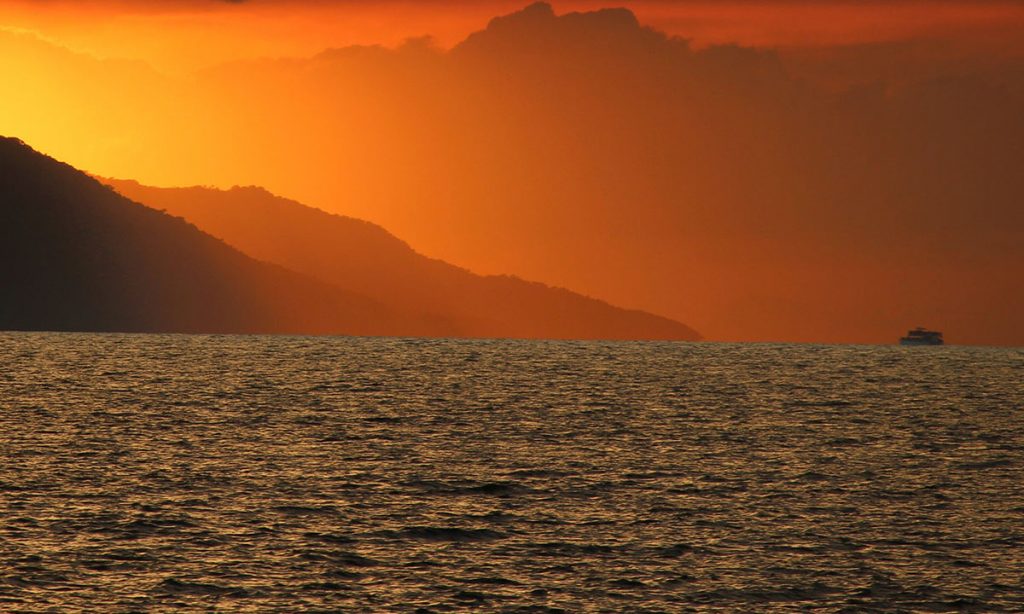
left=1, top=333, right=1022, bottom=612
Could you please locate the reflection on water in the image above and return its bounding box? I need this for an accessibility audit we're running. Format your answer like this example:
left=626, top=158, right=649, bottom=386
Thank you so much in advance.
left=1, top=333, right=1022, bottom=611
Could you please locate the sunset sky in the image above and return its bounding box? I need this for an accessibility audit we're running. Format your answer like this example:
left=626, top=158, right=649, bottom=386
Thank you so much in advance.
left=2, top=0, right=1022, bottom=344
left=3, top=1, right=1024, bottom=72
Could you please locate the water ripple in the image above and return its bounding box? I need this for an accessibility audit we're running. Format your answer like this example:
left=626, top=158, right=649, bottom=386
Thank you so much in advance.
left=1, top=333, right=1022, bottom=611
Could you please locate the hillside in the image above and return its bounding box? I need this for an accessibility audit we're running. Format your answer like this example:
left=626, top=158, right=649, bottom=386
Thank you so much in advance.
left=0, top=137, right=401, bottom=335
left=106, top=180, right=701, bottom=341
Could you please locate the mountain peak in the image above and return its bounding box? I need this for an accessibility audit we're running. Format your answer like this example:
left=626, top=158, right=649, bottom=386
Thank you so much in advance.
left=0, top=137, right=393, bottom=335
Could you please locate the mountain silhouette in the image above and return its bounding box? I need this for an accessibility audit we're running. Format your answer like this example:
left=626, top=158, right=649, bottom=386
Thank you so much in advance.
left=5, top=5, right=1022, bottom=344
left=0, top=136, right=406, bottom=335
left=104, top=179, right=700, bottom=341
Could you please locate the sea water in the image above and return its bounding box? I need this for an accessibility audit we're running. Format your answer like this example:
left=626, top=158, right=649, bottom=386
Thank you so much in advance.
left=1, top=333, right=1022, bottom=611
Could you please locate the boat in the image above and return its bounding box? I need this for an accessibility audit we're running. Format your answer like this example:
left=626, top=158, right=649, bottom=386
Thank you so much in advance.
left=899, top=327, right=944, bottom=346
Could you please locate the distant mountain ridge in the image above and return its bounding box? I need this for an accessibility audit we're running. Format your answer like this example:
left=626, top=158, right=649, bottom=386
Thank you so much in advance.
left=105, top=179, right=701, bottom=341
left=0, top=135, right=698, bottom=339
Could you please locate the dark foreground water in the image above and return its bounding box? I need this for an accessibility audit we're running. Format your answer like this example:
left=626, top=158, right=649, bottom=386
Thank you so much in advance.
left=1, top=334, right=1022, bottom=612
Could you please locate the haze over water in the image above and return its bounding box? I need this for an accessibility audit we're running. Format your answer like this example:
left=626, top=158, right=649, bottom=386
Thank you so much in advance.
left=1, top=333, right=1022, bottom=612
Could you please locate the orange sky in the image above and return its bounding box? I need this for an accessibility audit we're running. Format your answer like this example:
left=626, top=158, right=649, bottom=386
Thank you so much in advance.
left=3, top=1, right=1024, bottom=71
left=1, top=1, right=1022, bottom=344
